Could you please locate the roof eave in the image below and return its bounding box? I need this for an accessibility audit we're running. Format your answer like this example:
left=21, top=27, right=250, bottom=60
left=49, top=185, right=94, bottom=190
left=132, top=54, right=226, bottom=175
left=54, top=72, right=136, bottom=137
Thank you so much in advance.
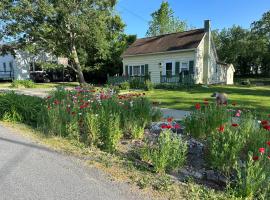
left=121, top=48, right=197, bottom=58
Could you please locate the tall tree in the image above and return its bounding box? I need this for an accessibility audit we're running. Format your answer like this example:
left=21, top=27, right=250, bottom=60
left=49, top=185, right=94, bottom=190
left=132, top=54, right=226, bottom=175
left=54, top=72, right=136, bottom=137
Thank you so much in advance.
left=146, top=1, right=187, bottom=37
left=0, top=0, right=120, bottom=84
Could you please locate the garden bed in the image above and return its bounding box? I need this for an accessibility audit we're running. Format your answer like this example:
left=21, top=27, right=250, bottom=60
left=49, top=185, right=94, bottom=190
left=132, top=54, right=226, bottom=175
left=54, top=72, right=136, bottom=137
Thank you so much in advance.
left=0, top=86, right=269, bottom=199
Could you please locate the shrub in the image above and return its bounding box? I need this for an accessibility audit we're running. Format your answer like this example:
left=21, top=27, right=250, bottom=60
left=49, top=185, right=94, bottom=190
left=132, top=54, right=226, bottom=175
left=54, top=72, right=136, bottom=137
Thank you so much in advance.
left=129, top=78, right=144, bottom=89
left=119, top=81, right=130, bottom=90
left=144, top=80, right=153, bottom=91
left=11, top=80, right=36, bottom=88
left=141, top=130, right=187, bottom=173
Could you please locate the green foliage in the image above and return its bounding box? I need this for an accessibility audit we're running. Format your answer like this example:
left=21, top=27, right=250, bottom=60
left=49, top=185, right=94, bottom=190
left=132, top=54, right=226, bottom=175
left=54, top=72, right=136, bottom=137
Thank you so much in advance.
left=146, top=1, right=188, bottom=36
left=0, top=0, right=127, bottom=83
left=230, top=153, right=270, bottom=199
left=214, top=10, right=270, bottom=77
left=129, top=78, right=144, bottom=89
left=0, top=92, right=43, bottom=125
left=185, top=104, right=231, bottom=139
left=141, top=130, right=187, bottom=173
left=144, top=80, right=153, bottom=91
left=11, top=80, right=36, bottom=88
left=119, top=81, right=130, bottom=90
left=38, top=88, right=161, bottom=152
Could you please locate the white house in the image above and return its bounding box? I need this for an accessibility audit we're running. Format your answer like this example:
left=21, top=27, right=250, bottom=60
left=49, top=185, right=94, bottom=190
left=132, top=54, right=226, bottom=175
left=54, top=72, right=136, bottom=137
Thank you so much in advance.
left=121, top=20, right=235, bottom=85
left=0, top=49, right=57, bottom=80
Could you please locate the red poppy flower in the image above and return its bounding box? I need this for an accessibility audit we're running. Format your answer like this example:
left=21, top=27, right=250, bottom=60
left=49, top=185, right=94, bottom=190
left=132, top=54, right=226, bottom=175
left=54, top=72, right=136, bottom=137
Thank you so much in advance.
left=259, top=148, right=265, bottom=154
left=232, top=102, right=236, bottom=106
left=53, top=100, right=60, bottom=105
left=267, top=141, right=270, bottom=147
left=252, top=156, right=259, bottom=161
left=268, top=155, right=270, bottom=159
left=195, top=103, right=201, bottom=110
left=232, top=123, right=239, bottom=127
left=218, top=125, right=225, bottom=132
left=167, top=117, right=173, bottom=123
left=47, top=96, right=52, bottom=99
left=261, top=120, right=268, bottom=125
left=174, top=124, right=181, bottom=129
left=161, top=124, right=167, bottom=129
left=263, top=125, right=270, bottom=131
left=166, top=124, right=172, bottom=129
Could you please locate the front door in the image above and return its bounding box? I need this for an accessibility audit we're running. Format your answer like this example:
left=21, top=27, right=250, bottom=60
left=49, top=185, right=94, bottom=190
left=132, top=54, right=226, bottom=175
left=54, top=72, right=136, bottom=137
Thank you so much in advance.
left=166, top=62, right=172, bottom=76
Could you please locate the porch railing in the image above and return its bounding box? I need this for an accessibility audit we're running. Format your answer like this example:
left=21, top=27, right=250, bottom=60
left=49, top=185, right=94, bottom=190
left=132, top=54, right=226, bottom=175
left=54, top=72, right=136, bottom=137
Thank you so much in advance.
left=160, top=73, right=195, bottom=85
left=107, top=74, right=150, bottom=85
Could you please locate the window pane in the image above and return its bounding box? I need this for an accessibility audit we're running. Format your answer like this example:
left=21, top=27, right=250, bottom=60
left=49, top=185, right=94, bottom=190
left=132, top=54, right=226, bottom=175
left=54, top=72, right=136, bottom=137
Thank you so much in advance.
left=181, top=62, right=188, bottom=72
left=133, top=66, right=140, bottom=76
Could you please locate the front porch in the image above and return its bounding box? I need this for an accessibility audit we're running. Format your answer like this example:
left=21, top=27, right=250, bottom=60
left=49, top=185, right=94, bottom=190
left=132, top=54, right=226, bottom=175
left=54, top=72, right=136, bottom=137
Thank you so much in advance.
left=107, top=73, right=194, bottom=85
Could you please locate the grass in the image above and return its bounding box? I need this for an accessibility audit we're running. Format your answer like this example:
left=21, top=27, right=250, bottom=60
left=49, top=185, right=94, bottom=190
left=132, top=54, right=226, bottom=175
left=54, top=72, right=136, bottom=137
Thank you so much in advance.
left=0, top=81, right=79, bottom=89
left=146, top=85, right=270, bottom=115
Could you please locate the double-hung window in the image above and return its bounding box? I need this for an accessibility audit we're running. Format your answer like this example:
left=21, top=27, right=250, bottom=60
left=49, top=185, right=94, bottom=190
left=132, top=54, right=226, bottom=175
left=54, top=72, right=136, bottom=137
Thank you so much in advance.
left=181, top=62, right=188, bottom=72
left=133, top=66, right=140, bottom=76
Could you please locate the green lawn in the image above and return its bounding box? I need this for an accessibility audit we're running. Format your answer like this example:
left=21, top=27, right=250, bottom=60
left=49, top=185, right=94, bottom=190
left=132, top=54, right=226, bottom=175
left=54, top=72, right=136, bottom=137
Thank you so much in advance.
left=146, top=85, right=270, bottom=115
left=0, top=81, right=79, bottom=88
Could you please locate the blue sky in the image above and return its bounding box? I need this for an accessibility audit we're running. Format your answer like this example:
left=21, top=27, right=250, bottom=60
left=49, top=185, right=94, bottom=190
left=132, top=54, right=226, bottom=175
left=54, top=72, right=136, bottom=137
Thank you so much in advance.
left=116, top=0, right=270, bottom=38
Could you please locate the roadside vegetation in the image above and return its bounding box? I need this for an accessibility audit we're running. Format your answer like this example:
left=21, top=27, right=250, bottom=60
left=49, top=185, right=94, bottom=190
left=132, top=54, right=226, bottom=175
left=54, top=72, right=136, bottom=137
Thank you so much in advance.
left=0, top=84, right=269, bottom=199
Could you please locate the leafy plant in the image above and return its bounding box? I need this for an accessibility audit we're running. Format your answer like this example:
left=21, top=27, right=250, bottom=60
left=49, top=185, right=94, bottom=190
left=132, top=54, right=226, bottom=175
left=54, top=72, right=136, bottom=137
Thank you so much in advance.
left=230, top=152, right=270, bottom=199
left=119, top=81, right=130, bottom=90
left=141, top=130, right=187, bottom=173
left=10, top=80, right=36, bottom=88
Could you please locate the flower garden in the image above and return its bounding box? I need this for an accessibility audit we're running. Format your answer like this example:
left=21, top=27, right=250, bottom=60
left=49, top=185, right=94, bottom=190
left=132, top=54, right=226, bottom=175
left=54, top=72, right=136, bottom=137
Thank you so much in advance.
left=0, top=86, right=269, bottom=199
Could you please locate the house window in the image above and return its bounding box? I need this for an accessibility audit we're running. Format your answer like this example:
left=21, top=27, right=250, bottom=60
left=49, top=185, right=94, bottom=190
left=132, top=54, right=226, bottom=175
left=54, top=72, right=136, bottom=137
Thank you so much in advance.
left=3, top=63, right=6, bottom=72
left=133, top=66, right=140, bottom=76
left=189, top=60, right=194, bottom=74
left=181, top=62, right=188, bottom=72
left=166, top=62, right=172, bottom=76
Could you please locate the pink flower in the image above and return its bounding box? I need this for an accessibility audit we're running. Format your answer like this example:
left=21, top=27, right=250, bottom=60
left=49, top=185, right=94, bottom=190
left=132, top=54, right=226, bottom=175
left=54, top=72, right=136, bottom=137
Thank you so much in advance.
left=235, top=112, right=241, bottom=117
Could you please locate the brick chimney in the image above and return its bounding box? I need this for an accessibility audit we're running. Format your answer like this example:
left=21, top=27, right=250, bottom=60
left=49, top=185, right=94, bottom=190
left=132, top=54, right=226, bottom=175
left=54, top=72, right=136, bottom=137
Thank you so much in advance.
left=204, top=20, right=211, bottom=33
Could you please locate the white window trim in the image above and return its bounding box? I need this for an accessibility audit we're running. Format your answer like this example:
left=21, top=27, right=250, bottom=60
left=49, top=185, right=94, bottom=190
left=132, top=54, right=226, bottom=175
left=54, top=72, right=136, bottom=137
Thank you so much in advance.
left=181, top=60, right=189, bottom=72
left=132, top=65, right=141, bottom=76
left=164, top=60, right=175, bottom=75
